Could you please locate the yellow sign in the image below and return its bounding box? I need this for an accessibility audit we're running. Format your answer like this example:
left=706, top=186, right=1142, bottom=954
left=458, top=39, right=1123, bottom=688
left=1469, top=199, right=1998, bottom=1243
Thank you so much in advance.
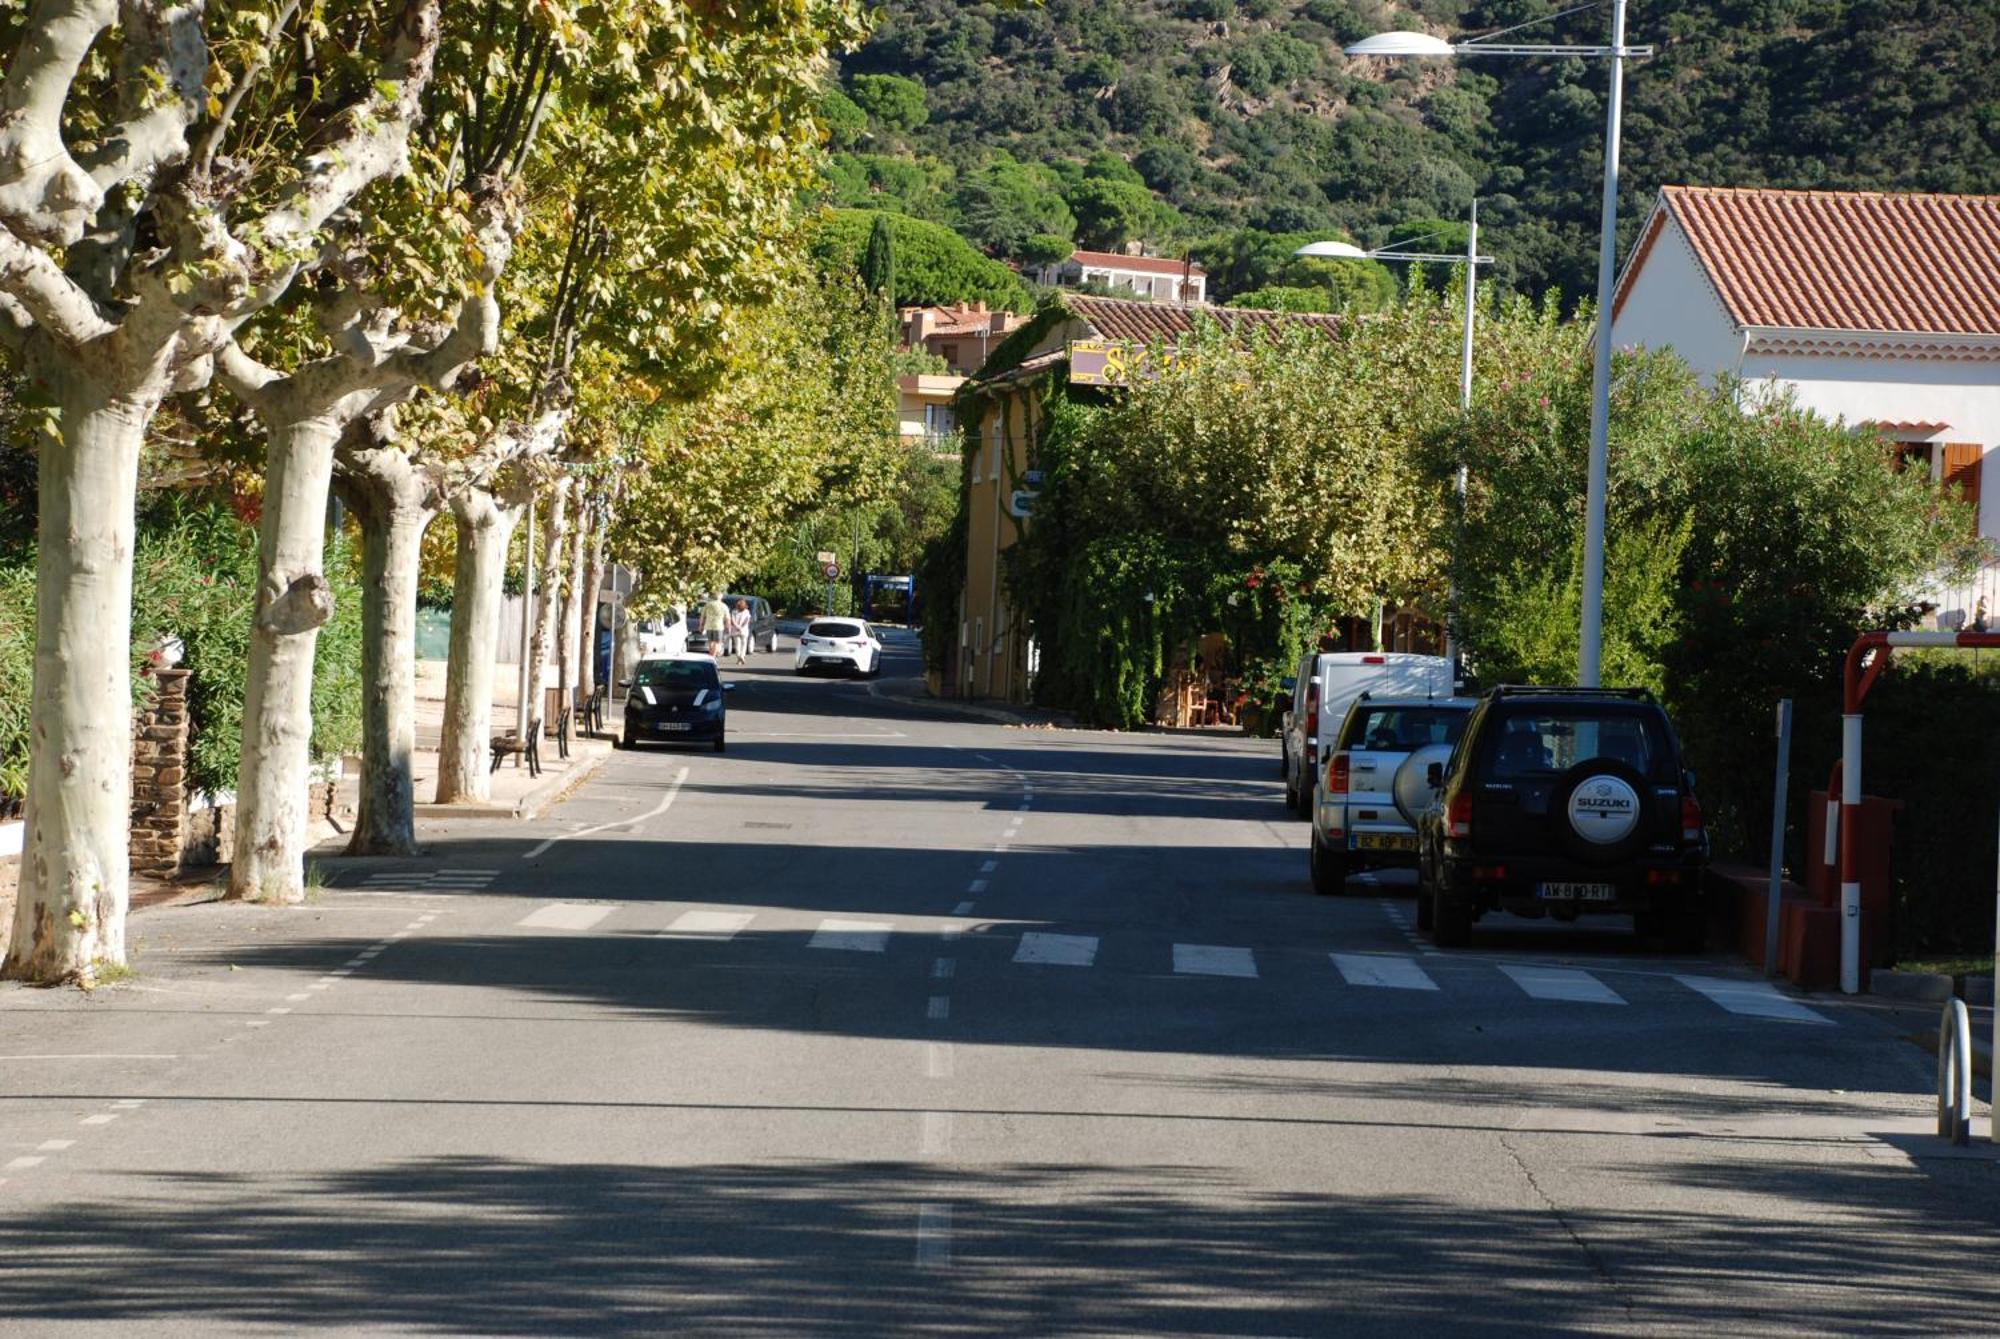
left=1067, top=339, right=1182, bottom=386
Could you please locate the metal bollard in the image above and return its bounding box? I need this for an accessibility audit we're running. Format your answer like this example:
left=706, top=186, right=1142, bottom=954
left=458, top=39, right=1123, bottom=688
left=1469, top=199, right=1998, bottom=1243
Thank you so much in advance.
left=1938, top=997, right=1973, bottom=1146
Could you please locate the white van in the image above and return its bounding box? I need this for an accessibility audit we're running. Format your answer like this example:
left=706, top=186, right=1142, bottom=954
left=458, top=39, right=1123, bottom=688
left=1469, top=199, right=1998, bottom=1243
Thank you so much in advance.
left=635, top=605, right=690, bottom=659
left=1280, top=651, right=1453, bottom=817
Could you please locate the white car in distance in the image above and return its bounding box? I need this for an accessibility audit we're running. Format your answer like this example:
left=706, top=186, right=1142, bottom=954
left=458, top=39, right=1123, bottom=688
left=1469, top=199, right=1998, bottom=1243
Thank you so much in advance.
left=795, top=618, right=883, bottom=677
left=1311, top=695, right=1476, bottom=896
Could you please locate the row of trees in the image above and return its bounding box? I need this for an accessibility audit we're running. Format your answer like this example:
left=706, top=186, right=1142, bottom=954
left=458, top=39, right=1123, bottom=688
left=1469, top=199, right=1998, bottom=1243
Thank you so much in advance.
left=0, top=0, right=878, bottom=985
left=999, top=282, right=1970, bottom=872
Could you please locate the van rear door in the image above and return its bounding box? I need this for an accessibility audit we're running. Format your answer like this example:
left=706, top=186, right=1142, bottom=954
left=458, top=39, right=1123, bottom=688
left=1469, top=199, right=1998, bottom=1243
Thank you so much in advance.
left=1316, top=653, right=1451, bottom=741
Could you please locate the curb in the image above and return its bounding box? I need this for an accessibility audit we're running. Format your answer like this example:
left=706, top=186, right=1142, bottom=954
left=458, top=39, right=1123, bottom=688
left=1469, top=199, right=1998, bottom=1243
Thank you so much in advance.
left=1871, top=969, right=1956, bottom=1003
left=866, top=677, right=1074, bottom=729
left=414, top=744, right=611, bottom=825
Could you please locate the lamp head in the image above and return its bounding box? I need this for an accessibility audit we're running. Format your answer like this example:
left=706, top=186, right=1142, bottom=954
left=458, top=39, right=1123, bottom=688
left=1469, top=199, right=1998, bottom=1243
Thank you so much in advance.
left=1293, top=240, right=1371, bottom=260
left=1344, top=31, right=1458, bottom=57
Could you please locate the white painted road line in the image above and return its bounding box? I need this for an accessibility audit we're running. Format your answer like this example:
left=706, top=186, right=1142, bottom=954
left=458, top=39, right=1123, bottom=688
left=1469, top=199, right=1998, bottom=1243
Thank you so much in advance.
left=917, top=1205, right=953, bottom=1268
left=0, top=1055, right=179, bottom=1062
left=1332, top=953, right=1440, bottom=992
left=660, top=910, right=755, bottom=940
left=932, top=958, right=956, bottom=980
left=927, top=996, right=951, bottom=1020
left=80, top=1114, right=117, bottom=1126
left=515, top=903, right=615, bottom=932
left=927, top=1043, right=954, bottom=1078
left=524, top=765, right=688, bottom=860
left=37, top=1140, right=74, bottom=1151
left=1173, top=944, right=1258, bottom=978
left=809, top=919, right=893, bottom=953
left=1014, top=932, right=1099, bottom=967
left=1676, top=975, right=1834, bottom=1025
left=4, top=1156, right=45, bottom=1171
left=921, top=1111, right=953, bottom=1157
left=952, top=901, right=975, bottom=916
left=980, top=860, right=998, bottom=874
left=1501, top=964, right=1626, bottom=1005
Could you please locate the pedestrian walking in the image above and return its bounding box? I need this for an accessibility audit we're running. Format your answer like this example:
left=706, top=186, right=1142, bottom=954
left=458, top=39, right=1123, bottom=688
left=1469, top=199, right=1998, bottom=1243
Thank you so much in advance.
left=727, top=599, right=753, bottom=664
left=700, top=592, right=729, bottom=657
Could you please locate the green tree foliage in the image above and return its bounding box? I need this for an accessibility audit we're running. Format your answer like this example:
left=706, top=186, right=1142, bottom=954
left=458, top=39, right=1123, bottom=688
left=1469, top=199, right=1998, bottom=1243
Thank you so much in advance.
left=811, top=209, right=1033, bottom=310
left=1438, top=333, right=1971, bottom=858
left=861, top=214, right=898, bottom=306
left=821, top=86, right=870, bottom=148
left=848, top=73, right=930, bottom=133
left=950, top=152, right=1076, bottom=257
left=839, top=0, right=2000, bottom=304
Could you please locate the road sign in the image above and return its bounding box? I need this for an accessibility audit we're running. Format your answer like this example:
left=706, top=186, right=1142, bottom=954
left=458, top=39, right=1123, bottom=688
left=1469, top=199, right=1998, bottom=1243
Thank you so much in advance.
left=823, top=562, right=840, bottom=580
left=815, top=550, right=837, bottom=565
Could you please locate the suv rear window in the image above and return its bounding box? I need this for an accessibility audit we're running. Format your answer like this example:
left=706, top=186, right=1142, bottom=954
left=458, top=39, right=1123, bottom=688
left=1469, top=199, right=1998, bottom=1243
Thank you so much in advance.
left=1483, top=711, right=1668, bottom=780
left=809, top=621, right=862, bottom=638
left=1339, top=706, right=1469, bottom=751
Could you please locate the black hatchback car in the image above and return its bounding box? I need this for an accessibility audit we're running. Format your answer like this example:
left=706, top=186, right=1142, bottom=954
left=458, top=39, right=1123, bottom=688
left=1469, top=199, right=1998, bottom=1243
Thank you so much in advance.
left=618, top=656, right=733, bottom=752
left=1416, top=686, right=1708, bottom=950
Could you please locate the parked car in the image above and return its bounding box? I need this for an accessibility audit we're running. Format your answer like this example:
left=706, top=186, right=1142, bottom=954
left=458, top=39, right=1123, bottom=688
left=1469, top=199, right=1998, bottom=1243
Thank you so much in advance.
left=1311, top=695, right=1477, bottom=895
left=794, top=618, right=882, bottom=677
left=684, top=594, right=779, bottom=654
left=618, top=655, right=733, bottom=752
left=635, top=605, right=689, bottom=659
left=1280, top=651, right=1453, bottom=818
left=1415, top=685, right=1709, bottom=949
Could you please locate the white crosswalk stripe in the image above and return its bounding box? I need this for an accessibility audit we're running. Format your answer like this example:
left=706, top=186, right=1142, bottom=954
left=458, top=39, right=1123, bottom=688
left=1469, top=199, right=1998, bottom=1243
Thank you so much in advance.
left=515, top=903, right=613, bottom=932
left=660, top=910, right=755, bottom=940
left=1172, top=944, right=1257, bottom=978
left=1675, top=974, right=1833, bottom=1025
left=1014, top=932, right=1098, bottom=967
left=1500, top=964, right=1626, bottom=1005
left=809, top=919, right=893, bottom=953
left=1331, top=953, right=1439, bottom=991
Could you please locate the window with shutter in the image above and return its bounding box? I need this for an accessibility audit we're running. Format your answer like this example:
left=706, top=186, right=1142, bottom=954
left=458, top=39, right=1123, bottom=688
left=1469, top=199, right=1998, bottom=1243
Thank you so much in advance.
left=1943, top=443, right=1984, bottom=523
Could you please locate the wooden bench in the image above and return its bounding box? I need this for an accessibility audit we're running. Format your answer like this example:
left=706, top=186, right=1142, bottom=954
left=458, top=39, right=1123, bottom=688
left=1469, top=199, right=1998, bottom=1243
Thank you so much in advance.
left=490, top=720, right=542, bottom=777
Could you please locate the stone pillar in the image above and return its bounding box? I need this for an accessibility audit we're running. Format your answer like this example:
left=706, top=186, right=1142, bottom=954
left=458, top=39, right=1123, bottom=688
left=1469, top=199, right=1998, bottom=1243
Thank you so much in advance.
left=130, top=668, right=191, bottom=878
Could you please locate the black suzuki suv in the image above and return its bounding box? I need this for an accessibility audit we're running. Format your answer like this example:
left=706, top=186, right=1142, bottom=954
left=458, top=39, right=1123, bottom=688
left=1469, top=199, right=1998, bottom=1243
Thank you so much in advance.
left=1416, top=686, right=1708, bottom=950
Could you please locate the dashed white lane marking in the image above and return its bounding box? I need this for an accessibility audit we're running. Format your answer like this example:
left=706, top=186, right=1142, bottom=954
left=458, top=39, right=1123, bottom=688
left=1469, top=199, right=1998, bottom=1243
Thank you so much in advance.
left=927, top=1043, right=954, bottom=1078
left=927, top=996, right=951, bottom=1020
left=112, top=1100, right=146, bottom=1109
left=37, top=1140, right=74, bottom=1152
left=916, top=1204, right=952, bottom=1268
left=1332, top=953, right=1440, bottom=992
left=952, top=901, right=976, bottom=916
left=967, top=880, right=988, bottom=894
left=245, top=1020, right=271, bottom=1029
left=524, top=765, right=687, bottom=860
left=980, top=860, right=998, bottom=874
left=1676, top=975, right=1834, bottom=1025
left=516, top=903, right=614, bottom=932
left=285, top=993, right=310, bottom=1002
left=1014, top=932, right=1099, bottom=967
left=1502, top=964, right=1626, bottom=1005
left=1173, top=944, right=1258, bottom=978
left=661, top=910, right=755, bottom=940
left=809, top=919, right=892, bottom=953
left=267, top=1007, right=292, bottom=1016
left=4, top=1156, right=46, bottom=1171
left=80, top=1114, right=117, bottom=1126
left=921, top=1111, right=953, bottom=1157
left=0, top=1055, right=179, bottom=1062
left=932, top=958, right=956, bottom=980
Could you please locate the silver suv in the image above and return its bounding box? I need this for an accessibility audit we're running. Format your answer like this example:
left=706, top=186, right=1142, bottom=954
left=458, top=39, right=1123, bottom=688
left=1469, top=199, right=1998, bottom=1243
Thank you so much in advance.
left=1311, top=695, right=1476, bottom=896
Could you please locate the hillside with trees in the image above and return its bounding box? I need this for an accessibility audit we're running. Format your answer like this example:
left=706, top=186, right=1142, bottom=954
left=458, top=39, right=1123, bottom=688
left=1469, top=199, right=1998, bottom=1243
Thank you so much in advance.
left=831, top=0, right=2000, bottom=306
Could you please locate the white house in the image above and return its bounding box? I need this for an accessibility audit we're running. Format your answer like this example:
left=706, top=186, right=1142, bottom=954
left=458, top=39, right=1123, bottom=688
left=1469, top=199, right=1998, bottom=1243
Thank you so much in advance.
left=1035, top=247, right=1207, bottom=305
left=1611, top=185, right=2000, bottom=624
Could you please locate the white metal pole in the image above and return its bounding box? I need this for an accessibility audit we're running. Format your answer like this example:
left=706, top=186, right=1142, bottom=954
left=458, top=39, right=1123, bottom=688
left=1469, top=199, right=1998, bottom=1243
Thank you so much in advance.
left=1840, top=711, right=1863, bottom=994
left=1576, top=0, right=1628, bottom=688
left=1445, top=200, right=1477, bottom=673
left=515, top=487, right=536, bottom=751
left=1764, top=698, right=1792, bottom=977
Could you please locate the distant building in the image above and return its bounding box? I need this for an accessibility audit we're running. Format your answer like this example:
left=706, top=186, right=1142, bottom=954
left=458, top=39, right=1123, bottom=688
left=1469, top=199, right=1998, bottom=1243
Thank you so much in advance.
left=896, top=302, right=1030, bottom=451
left=1034, top=245, right=1207, bottom=306
left=1611, top=185, right=2000, bottom=626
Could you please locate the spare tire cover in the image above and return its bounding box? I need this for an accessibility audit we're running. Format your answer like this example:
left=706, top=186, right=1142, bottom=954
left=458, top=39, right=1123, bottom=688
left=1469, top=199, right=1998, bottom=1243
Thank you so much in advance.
left=1566, top=771, right=1642, bottom=845
left=1393, top=743, right=1455, bottom=827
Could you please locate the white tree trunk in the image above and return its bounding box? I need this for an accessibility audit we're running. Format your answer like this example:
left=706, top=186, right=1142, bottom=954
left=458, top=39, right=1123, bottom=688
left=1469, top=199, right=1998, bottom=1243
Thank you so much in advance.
left=3, top=374, right=152, bottom=982
left=228, top=414, right=341, bottom=903
left=525, top=477, right=569, bottom=732
left=578, top=495, right=608, bottom=705
left=558, top=494, right=588, bottom=700
left=338, top=454, right=436, bottom=856
left=435, top=485, right=519, bottom=803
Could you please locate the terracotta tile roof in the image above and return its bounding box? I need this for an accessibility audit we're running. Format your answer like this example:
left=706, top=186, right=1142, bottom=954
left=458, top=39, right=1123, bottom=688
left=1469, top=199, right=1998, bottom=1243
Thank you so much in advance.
left=1065, top=294, right=1346, bottom=343
left=1068, top=249, right=1208, bottom=278
left=1649, top=186, right=2000, bottom=335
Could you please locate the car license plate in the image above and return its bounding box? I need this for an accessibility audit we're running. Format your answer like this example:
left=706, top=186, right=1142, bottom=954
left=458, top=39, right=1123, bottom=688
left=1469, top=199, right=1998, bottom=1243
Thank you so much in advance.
left=1538, top=881, right=1617, bottom=901
left=1354, top=833, right=1418, bottom=852
left=660, top=722, right=692, bottom=732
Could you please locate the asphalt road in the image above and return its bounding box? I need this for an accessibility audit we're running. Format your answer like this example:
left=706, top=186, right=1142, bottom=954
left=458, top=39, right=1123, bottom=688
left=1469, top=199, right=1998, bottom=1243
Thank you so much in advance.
left=3, top=627, right=1997, bottom=1335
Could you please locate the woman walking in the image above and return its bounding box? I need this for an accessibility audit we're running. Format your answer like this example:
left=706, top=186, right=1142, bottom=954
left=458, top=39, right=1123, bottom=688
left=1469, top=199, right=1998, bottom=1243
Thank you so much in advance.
left=727, top=599, right=753, bottom=664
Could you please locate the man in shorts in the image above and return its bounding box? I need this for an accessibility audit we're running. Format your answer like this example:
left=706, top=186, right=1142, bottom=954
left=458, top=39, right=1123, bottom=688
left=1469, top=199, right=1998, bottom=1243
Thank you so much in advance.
left=699, top=592, right=729, bottom=656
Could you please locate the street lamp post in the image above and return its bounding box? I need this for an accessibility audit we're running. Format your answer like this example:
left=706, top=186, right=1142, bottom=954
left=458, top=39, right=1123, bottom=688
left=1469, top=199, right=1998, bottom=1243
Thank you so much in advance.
left=1296, top=200, right=1490, bottom=670
left=1346, top=3, right=1651, bottom=687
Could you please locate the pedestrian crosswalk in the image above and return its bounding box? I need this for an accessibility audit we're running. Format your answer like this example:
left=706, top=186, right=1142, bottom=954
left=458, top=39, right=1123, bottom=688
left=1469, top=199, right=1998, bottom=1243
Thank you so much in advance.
left=496, top=901, right=1837, bottom=1026
left=350, top=868, right=499, bottom=899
